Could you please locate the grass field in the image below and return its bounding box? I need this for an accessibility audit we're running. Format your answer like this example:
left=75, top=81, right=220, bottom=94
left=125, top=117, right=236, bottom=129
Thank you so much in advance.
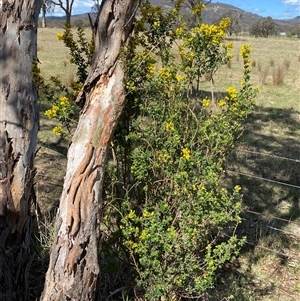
left=36, top=28, right=300, bottom=300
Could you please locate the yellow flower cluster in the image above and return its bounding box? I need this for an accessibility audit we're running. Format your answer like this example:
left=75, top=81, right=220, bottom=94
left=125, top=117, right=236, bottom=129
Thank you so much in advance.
left=129, top=240, right=138, bottom=249
left=239, top=44, right=251, bottom=58
left=126, top=81, right=136, bottom=92
left=176, top=74, right=184, bottom=82
left=199, top=22, right=226, bottom=44
left=59, top=96, right=69, bottom=105
left=142, top=210, right=154, bottom=219
left=226, top=41, right=234, bottom=59
left=239, top=44, right=251, bottom=67
left=147, top=64, right=156, bottom=77
left=175, top=26, right=185, bottom=37
left=159, top=152, right=172, bottom=163
left=217, top=99, right=226, bottom=108
left=52, top=125, right=63, bottom=136
left=44, top=105, right=59, bottom=118
left=219, top=17, right=231, bottom=31
left=140, top=230, right=148, bottom=240
left=165, top=121, right=175, bottom=132
left=192, top=3, right=206, bottom=15
left=234, top=185, right=242, bottom=193
left=202, top=98, right=210, bottom=108
left=153, top=21, right=160, bottom=29
left=159, top=67, right=172, bottom=81
left=226, top=86, right=237, bottom=100
left=128, top=209, right=136, bottom=220
left=44, top=96, right=70, bottom=119
left=181, top=148, right=191, bottom=160
left=56, top=32, right=64, bottom=41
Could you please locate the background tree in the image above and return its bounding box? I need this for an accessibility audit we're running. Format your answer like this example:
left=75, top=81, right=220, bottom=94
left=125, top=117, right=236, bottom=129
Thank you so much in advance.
left=290, top=24, right=300, bottom=38
left=51, top=0, right=74, bottom=24
left=92, top=0, right=101, bottom=13
left=250, top=16, right=275, bottom=37
left=41, top=0, right=54, bottom=28
left=0, top=0, right=41, bottom=300
left=40, top=0, right=140, bottom=300
left=216, top=10, right=242, bottom=36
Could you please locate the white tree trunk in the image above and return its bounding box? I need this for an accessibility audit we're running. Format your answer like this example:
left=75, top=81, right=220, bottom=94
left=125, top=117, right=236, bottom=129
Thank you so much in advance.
left=40, top=1, right=139, bottom=300
left=0, top=0, right=41, bottom=300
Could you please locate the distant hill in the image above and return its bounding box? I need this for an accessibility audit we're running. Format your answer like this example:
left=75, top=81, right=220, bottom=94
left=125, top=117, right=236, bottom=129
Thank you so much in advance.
left=150, top=0, right=299, bottom=31
left=44, top=1, right=299, bottom=32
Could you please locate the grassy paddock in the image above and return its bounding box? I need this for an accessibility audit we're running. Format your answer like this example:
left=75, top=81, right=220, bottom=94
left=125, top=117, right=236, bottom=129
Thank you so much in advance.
left=35, top=28, right=300, bottom=301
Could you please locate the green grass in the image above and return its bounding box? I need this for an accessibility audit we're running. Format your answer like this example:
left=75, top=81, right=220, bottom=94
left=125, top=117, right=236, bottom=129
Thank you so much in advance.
left=35, top=29, right=300, bottom=300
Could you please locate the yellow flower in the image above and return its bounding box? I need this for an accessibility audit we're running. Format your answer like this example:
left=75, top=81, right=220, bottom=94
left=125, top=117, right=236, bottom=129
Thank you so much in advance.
left=175, top=26, right=185, bottom=37
left=147, top=64, right=156, bottom=77
left=219, top=17, right=230, bottom=31
left=126, top=81, right=136, bottom=92
left=227, top=41, right=234, bottom=49
left=142, top=210, right=154, bottom=218
left=44, top=105, right=59, bottom=118
left=192, top=3, right=205, bottom=15
left=202, top=98, right=210, bottom=108
left=129, top=240, right=137, bottom=249
left=226, top=86, right=237, bottom=100
left=176, top=74, right=184, bottom=81
left=165, top=121, right=175, bottom=132
left=153, top=21, right=160, bottom=29
left=59, top=96, right=69, bottom=105
left=234, top=185, right=242, bottom=193
left=56, top=32, right=64, bottom=41
left=159, top=67, right=172, bottom=81
left=239, top=44, right=251, bottom=59
left=181, top=148, right=191, bottom=160
left=159, top=152, right=171, bottom=163
left=140, top=230, right=148, bottom=240
left=52, top=125, right=63, bottom=136
left=128, top=209, right=135, bottom=220
left=217, top=99, right=226, bottom=108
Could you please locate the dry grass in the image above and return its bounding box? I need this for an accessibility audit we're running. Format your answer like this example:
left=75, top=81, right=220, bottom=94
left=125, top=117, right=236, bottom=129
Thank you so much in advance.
left=35, top=29, right=300, bottom=301
left=216, top=36, right=300, bottom=301
left=272, top=64, right=285, bottom=85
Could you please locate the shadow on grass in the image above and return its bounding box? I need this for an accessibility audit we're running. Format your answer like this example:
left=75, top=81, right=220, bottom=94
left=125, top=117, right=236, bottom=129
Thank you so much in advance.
left=211, top=105, right=300, bottom=300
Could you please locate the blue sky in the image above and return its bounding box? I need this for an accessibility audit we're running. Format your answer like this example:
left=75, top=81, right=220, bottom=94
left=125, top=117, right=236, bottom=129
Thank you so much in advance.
left=212, top=0, right=300, bottom=19
left=49, top=0, right=300, bottom=20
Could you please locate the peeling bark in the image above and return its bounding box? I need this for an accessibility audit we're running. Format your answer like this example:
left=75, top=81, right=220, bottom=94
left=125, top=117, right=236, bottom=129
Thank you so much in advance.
left=40, top=1, right=140, bottom=300
left=0, top=0, right=41, bottom=300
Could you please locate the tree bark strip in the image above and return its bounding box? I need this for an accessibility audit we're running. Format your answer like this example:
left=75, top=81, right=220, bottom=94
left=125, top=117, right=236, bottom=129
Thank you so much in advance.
left=40, top=1, right=139, bottom=300
left=0, top=0, right=41, bottom=300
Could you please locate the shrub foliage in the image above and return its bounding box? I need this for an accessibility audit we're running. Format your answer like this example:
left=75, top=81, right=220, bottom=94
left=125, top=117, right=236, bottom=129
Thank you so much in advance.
left=36, top=1, right=258, bottom=299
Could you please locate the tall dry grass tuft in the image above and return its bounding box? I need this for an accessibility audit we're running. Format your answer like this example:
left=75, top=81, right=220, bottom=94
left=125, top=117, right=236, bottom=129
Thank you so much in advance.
left=227, top=59, right=232, bottom=69
left=29, top=209, right=56, bottom=300
left=257, top=60, right=262, bottom=73
left=283, top=57, right=291, bottom=71
left=272, top=64, right=285, bottom=85
left=259, top=66, right=269, bottom=86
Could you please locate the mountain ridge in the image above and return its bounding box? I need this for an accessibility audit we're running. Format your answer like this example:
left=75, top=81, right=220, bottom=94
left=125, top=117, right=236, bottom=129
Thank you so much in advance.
left=44, top=1, right=299, bottom=31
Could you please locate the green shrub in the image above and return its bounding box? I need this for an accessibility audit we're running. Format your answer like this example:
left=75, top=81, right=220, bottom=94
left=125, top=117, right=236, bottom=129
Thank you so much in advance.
left=104, top=1, right=259, bottom=299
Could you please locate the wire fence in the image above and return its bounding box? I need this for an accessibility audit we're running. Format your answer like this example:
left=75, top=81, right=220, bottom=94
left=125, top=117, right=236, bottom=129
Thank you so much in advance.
left=224, top=147, right=300, bottom=298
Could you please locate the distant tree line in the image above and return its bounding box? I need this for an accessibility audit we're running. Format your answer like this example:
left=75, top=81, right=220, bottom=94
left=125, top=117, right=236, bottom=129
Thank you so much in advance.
left=249, top=16, right=276, bottom=37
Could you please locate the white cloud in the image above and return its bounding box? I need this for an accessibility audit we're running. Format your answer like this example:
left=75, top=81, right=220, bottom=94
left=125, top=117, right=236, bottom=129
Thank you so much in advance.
left=73, top=0, right=94, bottom=9
left=282, top=0, right=299, bottom=5
left=47, top=0, right=95, bottom=16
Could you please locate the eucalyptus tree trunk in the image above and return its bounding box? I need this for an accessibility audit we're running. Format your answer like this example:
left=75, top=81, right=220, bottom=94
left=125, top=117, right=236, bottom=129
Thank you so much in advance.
left=0, top=0, right=41, bottom=300
left=41, top=2, right=47, bottom=28
left=40, top=0, right=139, bottom=300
